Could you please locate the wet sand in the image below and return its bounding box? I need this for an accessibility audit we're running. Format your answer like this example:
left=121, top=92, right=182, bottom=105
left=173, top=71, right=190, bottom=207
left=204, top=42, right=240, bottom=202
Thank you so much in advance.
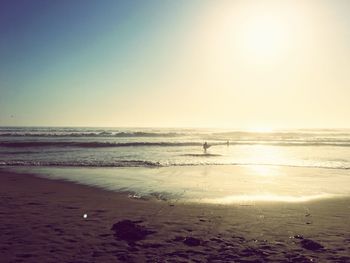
left=0, top=169, right=349, bottom=262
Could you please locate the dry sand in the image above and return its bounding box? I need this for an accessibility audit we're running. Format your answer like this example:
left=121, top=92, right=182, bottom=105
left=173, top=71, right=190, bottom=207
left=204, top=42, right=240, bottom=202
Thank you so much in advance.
left=0, top=168, right=349, bottom=262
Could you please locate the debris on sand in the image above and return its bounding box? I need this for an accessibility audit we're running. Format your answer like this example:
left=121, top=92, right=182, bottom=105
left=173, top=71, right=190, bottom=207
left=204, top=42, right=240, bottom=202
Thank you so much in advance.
left=111, top=220, right=155, bottom=242
left=292, top=235, right=324, bottom=251
left=293, top=234, right=304, bottom=240
left=300, top=239, right=324, bottom=251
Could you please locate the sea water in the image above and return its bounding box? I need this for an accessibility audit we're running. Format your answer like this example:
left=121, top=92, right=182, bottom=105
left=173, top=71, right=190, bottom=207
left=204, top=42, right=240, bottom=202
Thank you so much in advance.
left=1, top=127, right=350, bottom=203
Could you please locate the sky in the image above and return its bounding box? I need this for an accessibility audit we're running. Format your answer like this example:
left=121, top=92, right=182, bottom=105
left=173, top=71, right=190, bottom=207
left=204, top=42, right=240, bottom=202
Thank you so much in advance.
left=0, top=0, right=349, bottom=129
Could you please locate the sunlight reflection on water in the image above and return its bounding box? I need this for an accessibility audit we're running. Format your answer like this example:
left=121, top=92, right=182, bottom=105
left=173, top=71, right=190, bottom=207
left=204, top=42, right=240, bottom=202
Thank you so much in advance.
left=198, top=193, right=337, bottom=205
left=13, top=164, right=350, bottom=205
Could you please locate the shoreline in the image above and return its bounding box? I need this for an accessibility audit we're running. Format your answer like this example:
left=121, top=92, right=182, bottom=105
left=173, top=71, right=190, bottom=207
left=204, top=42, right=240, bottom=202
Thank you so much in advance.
left=7, top=164, right=350, bottom=205
left=1, top=168, right=349, bottom=262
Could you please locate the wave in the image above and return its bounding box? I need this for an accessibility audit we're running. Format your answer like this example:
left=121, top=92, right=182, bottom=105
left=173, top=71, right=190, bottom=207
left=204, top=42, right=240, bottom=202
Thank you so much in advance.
left=211, top=130, right=350, bottom=138
left=0, top=160, right=161, bottom=167
left=230, top=141, right=350, bottom=147
left=2, top=128, right=349, bottom=139
left=0, top=141, right=202, bottom=148
left=0, top=160, right=349, bottom=170
left=1, top=140, right=350, bottom=148
left=0, top=131, right=186, bottom=138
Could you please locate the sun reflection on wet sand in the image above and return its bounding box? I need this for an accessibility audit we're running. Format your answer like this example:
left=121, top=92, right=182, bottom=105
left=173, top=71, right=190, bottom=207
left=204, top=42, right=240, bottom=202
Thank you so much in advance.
left=198, top=193, right=337, bottom=205
left=19, top=165, right=350, bottom=206
left=249, top=165, right=280, bottom=177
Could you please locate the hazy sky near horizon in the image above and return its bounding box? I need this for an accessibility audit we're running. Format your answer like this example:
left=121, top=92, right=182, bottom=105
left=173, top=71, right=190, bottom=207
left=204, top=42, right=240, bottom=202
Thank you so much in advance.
left=1, top=0, right=349, bottom=129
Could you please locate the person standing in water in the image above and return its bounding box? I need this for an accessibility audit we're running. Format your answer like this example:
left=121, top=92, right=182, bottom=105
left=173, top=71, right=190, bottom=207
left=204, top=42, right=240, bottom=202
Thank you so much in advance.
left=203, top=141, right=210, bottom=153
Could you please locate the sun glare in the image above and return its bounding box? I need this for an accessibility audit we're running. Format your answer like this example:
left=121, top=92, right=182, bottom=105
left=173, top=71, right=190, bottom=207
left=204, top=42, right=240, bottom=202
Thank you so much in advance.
left=248, top=127, right=274, bottom=133
left=223, top=1, right=305, bottom=65
left=241, top=16, right=288, bottom=60
left=201, top=193, right=334, bottom=204
left=249, top=165, right=277, bottom=177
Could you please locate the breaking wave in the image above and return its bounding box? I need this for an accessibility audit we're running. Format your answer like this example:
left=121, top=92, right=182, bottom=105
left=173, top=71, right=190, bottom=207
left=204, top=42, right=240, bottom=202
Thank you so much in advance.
left=0, top=141, right=202, bottom=148
left=0, top=131, right=186, bottom=138
left=0, top=160, right=349, bottom=170
left=0, top=160, right=161, bottom=167
left=1, top=140, right=350, bottom=148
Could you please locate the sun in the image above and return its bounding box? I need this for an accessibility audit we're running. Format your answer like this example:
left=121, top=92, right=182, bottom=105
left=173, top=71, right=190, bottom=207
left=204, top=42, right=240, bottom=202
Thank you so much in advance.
left=226, top=1, right=300, bottom=65
left=241, top=16, right=288, bottom=60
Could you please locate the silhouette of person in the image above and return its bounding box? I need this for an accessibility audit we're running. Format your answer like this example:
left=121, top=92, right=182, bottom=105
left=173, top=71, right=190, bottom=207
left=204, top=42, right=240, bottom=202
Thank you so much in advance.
left=226, top=140, right=229, bottom=146
left=203, top=141, right=209, bottom=153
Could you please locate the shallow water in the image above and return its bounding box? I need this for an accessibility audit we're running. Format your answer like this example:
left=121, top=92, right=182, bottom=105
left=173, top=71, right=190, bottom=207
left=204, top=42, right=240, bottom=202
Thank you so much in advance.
left=11, top=165, right=350, bottom=204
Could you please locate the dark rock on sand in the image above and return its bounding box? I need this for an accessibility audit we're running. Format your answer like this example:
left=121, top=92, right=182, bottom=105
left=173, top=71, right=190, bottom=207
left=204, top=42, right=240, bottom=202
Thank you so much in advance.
left=111, top=220, right=155, bottom=242
left=183, top=237, right=201, bottom=246
left=300, top=239, right=324, bottom=251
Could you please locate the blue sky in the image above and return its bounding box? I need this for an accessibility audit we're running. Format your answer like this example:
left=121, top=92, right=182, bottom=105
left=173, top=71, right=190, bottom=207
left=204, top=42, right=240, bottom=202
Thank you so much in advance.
left=1, top=0, right=197, bottom=126
left=1, top=0, right=349, bottom=128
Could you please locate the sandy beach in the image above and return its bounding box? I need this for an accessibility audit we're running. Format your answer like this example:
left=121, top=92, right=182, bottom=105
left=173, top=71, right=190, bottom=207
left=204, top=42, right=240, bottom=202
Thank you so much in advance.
left=1, top=168, right=349, bottom=262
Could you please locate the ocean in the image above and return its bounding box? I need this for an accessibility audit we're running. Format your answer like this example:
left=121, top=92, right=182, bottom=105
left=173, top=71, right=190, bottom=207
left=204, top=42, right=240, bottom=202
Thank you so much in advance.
left=1, top=127, right=350, bottom=203
left=1, top=127, right=350, bottom=169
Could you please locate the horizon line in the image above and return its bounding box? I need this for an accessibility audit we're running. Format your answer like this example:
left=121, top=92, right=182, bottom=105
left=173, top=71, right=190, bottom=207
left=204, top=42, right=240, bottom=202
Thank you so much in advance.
left=0, top=125, right=350, bottom=131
